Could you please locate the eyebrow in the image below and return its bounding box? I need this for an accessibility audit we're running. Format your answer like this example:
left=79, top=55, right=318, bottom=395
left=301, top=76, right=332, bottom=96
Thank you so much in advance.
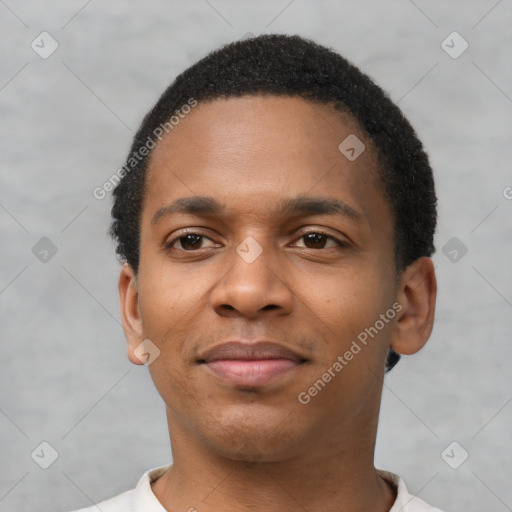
left=151, top=195, right=363, bottom=226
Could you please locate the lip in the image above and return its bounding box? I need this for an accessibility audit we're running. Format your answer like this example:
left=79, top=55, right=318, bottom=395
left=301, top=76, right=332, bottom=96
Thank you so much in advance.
left=198, top=341, right=307, bottom=387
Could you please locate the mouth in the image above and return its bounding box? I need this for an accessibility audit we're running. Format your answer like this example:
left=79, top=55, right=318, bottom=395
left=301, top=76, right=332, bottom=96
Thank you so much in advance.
left=197, top=341, right=308, bottom=387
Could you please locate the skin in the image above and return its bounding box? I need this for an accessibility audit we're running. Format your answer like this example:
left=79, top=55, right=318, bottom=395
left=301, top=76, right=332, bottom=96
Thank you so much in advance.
left=118, top=95, right=437, bottom=512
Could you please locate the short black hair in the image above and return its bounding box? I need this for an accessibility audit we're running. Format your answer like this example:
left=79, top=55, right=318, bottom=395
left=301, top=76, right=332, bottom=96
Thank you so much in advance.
left=110, top=33, right=436, bottom=277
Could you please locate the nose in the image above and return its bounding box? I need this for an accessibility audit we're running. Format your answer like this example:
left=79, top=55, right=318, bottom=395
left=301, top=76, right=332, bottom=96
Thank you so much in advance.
left=209, top=238, right=294, bottom=319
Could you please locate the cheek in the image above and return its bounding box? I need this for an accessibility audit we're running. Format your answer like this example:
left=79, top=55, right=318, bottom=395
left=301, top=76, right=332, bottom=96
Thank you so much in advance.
left=136, top=262, right=218, bottom=380
left=307, top=266, right=395, bottom=372
left=317, top=266, right=384, bottom=326
left=137, top=259, right=199, bottom=331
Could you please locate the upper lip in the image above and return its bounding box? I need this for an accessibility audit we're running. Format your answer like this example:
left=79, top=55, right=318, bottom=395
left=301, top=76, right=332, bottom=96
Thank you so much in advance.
left=198, top=341, right=307, bottom=364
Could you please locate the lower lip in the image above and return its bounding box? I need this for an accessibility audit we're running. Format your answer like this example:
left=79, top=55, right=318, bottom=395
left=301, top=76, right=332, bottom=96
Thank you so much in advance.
left=204, top=359, right=301, bottom=386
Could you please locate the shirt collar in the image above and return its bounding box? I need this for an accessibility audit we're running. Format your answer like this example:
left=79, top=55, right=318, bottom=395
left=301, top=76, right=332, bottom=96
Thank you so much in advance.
left=133, top=464, right=172, bottom=511
left=133, top=465, right=436, bottom=512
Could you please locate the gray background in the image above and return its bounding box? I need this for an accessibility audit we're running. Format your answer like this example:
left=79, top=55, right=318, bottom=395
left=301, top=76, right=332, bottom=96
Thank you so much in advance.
left=1, top=0, right=511, bottom=510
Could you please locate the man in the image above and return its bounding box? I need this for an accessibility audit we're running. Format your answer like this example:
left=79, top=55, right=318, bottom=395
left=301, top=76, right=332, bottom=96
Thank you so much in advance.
left=73, top=34, right=442, bottom=511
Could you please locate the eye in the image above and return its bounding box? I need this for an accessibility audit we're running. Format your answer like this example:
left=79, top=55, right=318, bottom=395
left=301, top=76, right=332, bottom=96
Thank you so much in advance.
left=291, top=230, right=346, bottom=250
left=165, top=229, right=348, bottom=253
left=166, top=231, right=218, bottom=251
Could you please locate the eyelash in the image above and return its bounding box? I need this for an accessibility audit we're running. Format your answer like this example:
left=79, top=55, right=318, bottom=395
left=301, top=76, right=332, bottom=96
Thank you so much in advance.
left=165, top=228, right=348, bottom=252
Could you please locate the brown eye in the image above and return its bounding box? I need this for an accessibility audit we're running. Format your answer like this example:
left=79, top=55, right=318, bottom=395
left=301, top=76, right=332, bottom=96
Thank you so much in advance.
left=166, top=231, right=217, bottom=251
left=292, top=231, right=344, bottom=250
left=174, top=234, right=204, bottom=250
left=303, top=233, right=329, bottom=249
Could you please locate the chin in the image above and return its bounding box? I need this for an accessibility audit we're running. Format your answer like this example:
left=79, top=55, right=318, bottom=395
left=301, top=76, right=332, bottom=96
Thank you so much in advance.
left=197, top=404, right=306, bottom=461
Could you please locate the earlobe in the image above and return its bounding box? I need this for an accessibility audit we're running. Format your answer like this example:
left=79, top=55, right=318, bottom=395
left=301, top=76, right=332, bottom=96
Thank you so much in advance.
left=390, top=257, right=437, bottom=356
left=118, top=263, right=144, bottom=365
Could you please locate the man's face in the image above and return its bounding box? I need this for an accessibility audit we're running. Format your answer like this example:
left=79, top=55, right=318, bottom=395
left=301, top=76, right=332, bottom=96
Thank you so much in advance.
left=128, top=96, right=399, bottom=461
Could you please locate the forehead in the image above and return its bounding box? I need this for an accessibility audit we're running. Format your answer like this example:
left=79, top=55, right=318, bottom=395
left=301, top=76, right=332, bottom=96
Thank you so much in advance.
left=143, top=95, right=390, bottom=231
left=148, top=95, right=371, bottom=173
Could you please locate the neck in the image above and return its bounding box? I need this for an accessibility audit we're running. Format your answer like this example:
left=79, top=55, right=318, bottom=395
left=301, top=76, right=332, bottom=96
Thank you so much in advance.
left=152, top=408, right=396, bottom=512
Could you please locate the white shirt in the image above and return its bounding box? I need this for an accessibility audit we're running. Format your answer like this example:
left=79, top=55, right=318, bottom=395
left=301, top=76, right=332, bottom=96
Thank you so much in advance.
left=70, top=465, right=445, bottom=512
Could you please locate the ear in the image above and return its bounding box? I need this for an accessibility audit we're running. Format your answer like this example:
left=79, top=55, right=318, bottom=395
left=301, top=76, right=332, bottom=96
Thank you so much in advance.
left=391, top=257, right=437, bottom=355
left=118, top=263, right=144, bottom=365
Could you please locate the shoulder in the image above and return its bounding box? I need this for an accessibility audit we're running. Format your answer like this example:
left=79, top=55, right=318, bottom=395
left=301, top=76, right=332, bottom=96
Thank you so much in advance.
left=68, top=488, right=134, bottom=512
left=66, top=464, right=171, bottom=512
left=379, top=471, right=446, bottom=512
